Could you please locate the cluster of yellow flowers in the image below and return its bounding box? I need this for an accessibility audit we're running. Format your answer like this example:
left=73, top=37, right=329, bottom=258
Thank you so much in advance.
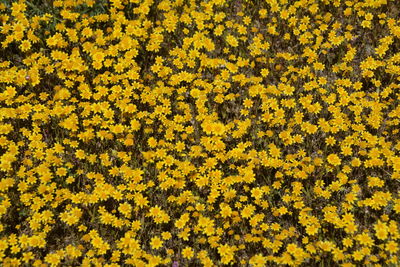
left=0, top=0, right=400, bottom=266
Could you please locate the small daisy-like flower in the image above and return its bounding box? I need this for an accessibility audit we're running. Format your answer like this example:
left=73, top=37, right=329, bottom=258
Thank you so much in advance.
left=327, top=153, right=341, bottom=166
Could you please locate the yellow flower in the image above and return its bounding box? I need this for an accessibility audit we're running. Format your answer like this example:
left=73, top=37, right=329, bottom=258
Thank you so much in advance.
left=118, top=202, right=132, bottom=217
left=161, top=232, right=172, bottom=240
left=60, top=114, right=79, bottom=132
left=218, top=244, right=236, bottom=264
left=260, top=68, right=269, bottom=77
left=327, top=154, right=341, bottom=166
left=150, top=236, right=163, bottom=250
left=219, top=203, right=232, bottom=218
left=250, top=254, right=267, bottom=266
left=326, top=136, right=336, bottom=146
left=182, top=246, right=194, bottom=259
left=19, top=40, right=31, bottom=52
left=356, top=232, right=374, bottom=247
left=92, top=50, right=105, bottom=62
left=212, top=122, right=225, bottom=136
left=45, top=253, right=61, bottom=266
left=226, top=34, right=238, bottom=47
left=241, top=204, right=255, bottom=218
left=392, top=157, right=400, bottom=171
left=386, top=240, right=399, bottom=254
left=374, top=221, right=389, bottom=240
left=56, top=167, right=67, bottom=176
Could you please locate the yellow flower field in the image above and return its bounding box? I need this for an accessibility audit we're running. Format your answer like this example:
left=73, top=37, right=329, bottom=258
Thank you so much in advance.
left=0, top=0, right=400, bottom=266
